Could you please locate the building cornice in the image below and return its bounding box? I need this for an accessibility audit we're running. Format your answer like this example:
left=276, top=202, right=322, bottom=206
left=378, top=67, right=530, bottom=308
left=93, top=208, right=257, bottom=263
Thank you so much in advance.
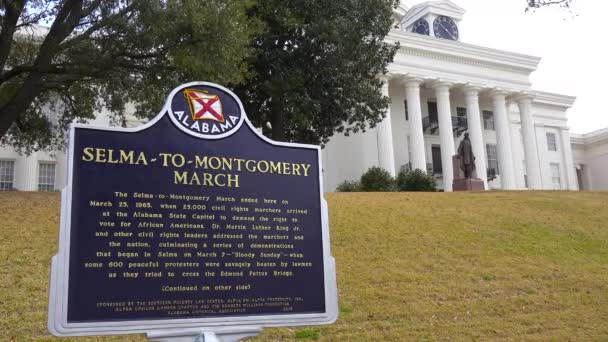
left=388, top=64, right=533, bottom=91
left=532, top=113, right=568, bottom=122
left=393, top=4, right=409, bottom=19
left=386, top=31, right=541, bottom=74
left=571, top=127, right=608, bottom=146
left=532, top=90, right=576, bottom=109
left=570, top=134, right=585, bottom=146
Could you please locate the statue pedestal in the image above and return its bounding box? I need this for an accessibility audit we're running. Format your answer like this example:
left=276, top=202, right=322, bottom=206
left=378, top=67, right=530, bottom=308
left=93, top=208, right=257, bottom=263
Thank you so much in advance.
left=453, top=178, right=485, bottom=191
left=452, top=154, right=485, bottom=191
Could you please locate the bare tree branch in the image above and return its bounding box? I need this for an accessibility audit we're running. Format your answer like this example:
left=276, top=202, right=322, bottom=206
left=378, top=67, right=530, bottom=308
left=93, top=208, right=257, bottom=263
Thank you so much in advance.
left=16, top=10, right=51, bottom=28
left=59, top=2, right=136, bottom=50
left=527, top=0, right=572, bottom=9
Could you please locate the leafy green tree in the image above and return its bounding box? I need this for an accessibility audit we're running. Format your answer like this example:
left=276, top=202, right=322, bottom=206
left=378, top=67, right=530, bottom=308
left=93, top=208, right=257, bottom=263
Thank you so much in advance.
left=236, top=0, right=399, bottom=144
left=0, top=0, right=259, bottom=153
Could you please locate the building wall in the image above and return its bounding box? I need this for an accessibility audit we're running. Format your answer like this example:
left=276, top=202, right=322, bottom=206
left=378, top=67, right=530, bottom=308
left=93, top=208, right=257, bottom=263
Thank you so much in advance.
left=572, top=130, right=608, bottom=191
left=584, top=144, right=608, bottom=190
left=0, top=148, right=67, bottom=191
left=0, top=105, right=143, bottom=192
left=321, top=128, right=380, bottom=192
left=542, top=126, right=567, bottom=190
left=571, top=145, right=592, bottom=190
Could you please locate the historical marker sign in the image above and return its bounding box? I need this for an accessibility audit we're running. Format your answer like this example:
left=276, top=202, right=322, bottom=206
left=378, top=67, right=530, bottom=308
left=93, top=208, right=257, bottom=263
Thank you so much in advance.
left=48, top=82, right=338, bottom=338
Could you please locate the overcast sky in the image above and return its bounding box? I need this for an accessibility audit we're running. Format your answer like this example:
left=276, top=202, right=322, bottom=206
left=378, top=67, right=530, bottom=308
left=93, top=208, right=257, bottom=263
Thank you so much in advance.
left=403, top=0, right=607, bottom=134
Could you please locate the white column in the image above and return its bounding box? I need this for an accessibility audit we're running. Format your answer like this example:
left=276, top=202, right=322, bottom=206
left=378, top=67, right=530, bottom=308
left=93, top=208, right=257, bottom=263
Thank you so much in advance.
left=507, top=99, right=526, bottom=189
left=560, top=127, right=578, bottom=190
left=516, top=95, right=542, bottom=189
left=55, top=150, right=67, bottom=190
left=377, top=78, right=396, bottom=176
left=491, top=90, right=516, bottom=190
left=22, top=153, right=38, bottom=191
left=535, top=123, right=551, bottom=189
left=463, top=86, right=487, bottom=189
left=432, top=82, right=455, bottom=191
left=405, top=79, right=427, bottom=172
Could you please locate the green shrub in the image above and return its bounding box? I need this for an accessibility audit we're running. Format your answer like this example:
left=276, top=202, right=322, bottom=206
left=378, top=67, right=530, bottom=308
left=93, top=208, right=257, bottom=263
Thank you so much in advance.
left=336, top=180, right=361, bottom=192
left=359, top=166, right=396, bottom=192
left=396, top=168, right=437, bottom=192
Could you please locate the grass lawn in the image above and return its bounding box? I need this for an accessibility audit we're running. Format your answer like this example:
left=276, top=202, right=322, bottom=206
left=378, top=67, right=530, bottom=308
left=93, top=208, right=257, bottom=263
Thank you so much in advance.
left=1, top=191, right=608, bottom=341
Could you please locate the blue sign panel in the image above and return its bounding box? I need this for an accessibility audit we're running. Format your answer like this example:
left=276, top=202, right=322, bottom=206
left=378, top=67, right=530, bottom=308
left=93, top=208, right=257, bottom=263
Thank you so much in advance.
left=48, top=82, right=337, bottom=336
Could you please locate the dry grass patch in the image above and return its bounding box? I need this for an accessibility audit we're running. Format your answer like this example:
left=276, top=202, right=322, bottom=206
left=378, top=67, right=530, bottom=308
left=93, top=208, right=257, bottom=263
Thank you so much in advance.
left=1, top=191, right=607, bottom=341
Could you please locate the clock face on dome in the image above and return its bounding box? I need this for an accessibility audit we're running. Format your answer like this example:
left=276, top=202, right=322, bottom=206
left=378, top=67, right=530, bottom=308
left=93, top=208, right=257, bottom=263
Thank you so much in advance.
left=433, top=16, right=459, bottom=40
left=412, top=18, right=429, bottom=35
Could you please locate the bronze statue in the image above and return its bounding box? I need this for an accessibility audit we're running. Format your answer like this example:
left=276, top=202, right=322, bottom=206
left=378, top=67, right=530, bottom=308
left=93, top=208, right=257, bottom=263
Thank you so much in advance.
left=457, top=132, right=475, bottom=179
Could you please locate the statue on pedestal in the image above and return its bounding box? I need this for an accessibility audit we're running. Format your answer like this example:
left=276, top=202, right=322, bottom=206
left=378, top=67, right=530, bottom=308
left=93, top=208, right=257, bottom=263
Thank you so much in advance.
left=458, top=132, right=475, bottom=179
left=452, top=132, right=485, bottom=191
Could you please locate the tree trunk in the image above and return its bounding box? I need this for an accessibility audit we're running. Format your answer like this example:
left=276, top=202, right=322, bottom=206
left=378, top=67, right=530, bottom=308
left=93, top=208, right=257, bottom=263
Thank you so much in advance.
left=0, top=108, right=18, bottom=138
left=0, top=105, right=20, bottom=139
left=271, top=100, right=286, bottom=142
left=0, top=75, right=44, bottom=138
left=0, top=1, right=25, bottom=73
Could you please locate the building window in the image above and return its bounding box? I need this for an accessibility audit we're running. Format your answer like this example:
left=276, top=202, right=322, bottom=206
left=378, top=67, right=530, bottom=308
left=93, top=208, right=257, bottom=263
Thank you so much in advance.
left=550, top=163, right=561, bottom=189
left=425, top=102, right=439, bottom=135
left=0, top=160, right=15, bottom=191
left=427, top=102, right=438, bottom=123
left=431, top=145, right=442, bottom=174
left=404, top=100, right=408, bottom=121
left=456, top=107, right=466, bottom=117
left=483, top=110, right=495, bottom=130
left=546, top=132, right=558, bottom=151
left=38, top=162, right=56, bottom=192
left=486, top=144, right=499, bottom=178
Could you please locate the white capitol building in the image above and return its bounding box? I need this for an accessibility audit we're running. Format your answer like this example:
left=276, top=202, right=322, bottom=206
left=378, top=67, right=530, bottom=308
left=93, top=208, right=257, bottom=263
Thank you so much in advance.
left=1, top=0, right=607, bottom=193
left=322, top=0, right=608, bottom=192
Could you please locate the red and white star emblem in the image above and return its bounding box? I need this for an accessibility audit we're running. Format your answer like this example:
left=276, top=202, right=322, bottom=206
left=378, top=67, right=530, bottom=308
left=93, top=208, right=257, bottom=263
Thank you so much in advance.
left=183, top=89, right=224, bottom=122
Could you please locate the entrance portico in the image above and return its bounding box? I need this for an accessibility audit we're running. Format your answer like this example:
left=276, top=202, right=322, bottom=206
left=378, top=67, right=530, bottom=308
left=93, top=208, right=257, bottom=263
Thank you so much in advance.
left=382, top=74, right=549, bottom=191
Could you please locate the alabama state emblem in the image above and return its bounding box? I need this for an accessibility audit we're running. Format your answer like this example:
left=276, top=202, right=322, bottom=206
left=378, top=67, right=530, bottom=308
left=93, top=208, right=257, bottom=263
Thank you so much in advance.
left=168, top=82, right=244, bottom=139
left=183, top=89, right=224, bottom=122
